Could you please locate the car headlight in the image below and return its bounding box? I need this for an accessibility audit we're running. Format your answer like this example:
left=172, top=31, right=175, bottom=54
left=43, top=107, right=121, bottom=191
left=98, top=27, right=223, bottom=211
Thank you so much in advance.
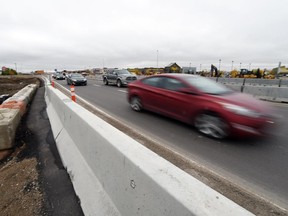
left=220, top=103, right=261, bottom=118
left=72, top=79, right=77, bottom=82
left=84, top=78, right=87, bottom=81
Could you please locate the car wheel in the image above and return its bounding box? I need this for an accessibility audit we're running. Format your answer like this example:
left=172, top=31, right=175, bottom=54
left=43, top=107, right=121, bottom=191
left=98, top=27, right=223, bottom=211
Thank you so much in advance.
left=194, top=113, right=229, bottom=139
left=130, top=96, right=142, bottom=112
left=104, top=78, right=109, bottom=85
left=117, top=79, right=122, bottom=88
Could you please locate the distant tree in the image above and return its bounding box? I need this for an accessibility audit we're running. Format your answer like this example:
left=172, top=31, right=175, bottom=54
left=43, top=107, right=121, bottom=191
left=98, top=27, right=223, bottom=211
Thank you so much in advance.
left=1, top=68, right=17, bottom=75
left=256, top=68, right=261, bottom=78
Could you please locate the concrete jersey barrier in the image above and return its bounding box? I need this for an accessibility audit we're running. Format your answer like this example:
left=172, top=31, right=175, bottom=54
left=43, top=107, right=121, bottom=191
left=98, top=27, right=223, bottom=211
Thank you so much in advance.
left=210, top=77, right=288, bottom=103
left=45, top=82, right=253, bottom=215
left=0, top=84, right=38, bottom=151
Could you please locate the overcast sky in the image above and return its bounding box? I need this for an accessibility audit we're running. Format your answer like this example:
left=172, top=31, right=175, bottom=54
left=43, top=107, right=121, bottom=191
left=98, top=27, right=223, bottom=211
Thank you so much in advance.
left=1, top=0, right=287, bottom=72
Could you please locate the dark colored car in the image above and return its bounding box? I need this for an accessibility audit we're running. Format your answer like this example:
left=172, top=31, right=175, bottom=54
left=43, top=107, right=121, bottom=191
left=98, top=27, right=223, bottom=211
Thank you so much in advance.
left=103, top=69, right=137, bottom=87
left=66, top=73, right=87, bottom=86
left=128, top=74, right=276, bottom=139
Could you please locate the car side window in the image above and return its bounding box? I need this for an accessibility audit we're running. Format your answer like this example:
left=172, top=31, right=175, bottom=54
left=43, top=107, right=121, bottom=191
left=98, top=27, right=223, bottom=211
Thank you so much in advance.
left=163, top=78, right=186, bottom=91
left=142, top=77, right=164, bottom=88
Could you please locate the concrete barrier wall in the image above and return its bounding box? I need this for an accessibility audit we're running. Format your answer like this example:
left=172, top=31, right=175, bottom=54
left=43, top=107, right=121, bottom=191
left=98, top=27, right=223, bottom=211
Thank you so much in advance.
left=45, top=83, right=253, bottom=215
left=0, top=84, right=38, bottom=151
left=209, top=78, right=288, bottom=102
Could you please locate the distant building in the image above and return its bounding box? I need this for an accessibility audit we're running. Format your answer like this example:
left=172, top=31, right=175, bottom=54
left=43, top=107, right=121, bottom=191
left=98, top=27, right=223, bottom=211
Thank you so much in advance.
left=271, top=66, right=288, bottom=77
left=182, top=67, right=197, bottom=74
left=164, top=63, right=181, bottom=73
left=35, top=70, right=44, bottom=75
left=92, top=68, right=104, bottom=74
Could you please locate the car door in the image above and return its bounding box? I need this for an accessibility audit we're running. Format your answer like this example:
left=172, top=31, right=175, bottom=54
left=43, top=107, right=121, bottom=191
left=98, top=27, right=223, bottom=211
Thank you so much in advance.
left=107, top=71, right=117, bottom=84
left=139, top=76, right=166, bottom=113
left=154, top=77, right=194, bottom=122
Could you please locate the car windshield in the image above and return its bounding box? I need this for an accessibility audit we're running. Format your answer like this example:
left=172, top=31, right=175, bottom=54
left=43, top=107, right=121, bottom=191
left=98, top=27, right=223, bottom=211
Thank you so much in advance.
left=185, top=76, right=233, bottom=95
left=117, top=70, right=131, bottom=75
left=71, top=74, right=84, bottom=78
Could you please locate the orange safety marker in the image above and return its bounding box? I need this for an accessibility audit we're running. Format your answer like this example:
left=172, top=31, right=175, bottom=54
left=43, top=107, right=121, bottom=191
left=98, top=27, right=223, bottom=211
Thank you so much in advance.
left=51, top=80, right=55, bottom=87
left=70, top=85, right=76, bottom=102
left=0, top=100, right=26, bottom=116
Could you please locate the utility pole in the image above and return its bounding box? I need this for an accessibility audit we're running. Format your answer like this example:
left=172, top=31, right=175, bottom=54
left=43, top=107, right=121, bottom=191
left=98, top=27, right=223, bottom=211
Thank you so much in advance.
left=219, top=59, right=221, bottom=72
left=156, top=50, right=159, bottom=73
left=157, top=50, right=159, bottom=68
left=277, top=62, right=281, bottom=79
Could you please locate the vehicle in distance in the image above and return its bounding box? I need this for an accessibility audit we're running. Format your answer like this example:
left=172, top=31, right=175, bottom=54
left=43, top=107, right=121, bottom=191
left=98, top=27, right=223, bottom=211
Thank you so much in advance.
left=103, top=69, right=137, bottom=87
left=66, top=73, right=87, bottom=86
left=53, top=72, right=65, bottom=80
left=128, top=74, right=276, bottom=139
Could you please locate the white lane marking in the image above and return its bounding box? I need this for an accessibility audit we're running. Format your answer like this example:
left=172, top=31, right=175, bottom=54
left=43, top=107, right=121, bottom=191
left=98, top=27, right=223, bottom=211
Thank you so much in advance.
left=93, top=84, right=101, bottom=87
left=118, top=90, right=127, bottom=93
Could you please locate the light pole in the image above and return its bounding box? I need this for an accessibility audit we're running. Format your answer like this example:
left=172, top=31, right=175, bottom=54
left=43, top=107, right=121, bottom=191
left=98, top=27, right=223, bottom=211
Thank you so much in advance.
left=156, top=50, right=159, bottom=69
left=14, top=63, right=17, bottom=72
left=249, top=63, right=251, bottom=71
left=219, top=59, right=221, bottom=72
left=240, top=62, right=242, bottom=71
left=231, top=61, right=234, bottom=71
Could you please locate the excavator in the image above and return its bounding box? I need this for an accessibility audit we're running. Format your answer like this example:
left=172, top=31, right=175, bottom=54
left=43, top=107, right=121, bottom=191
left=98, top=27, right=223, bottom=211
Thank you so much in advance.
left=210, top=64, right=219, bottom=77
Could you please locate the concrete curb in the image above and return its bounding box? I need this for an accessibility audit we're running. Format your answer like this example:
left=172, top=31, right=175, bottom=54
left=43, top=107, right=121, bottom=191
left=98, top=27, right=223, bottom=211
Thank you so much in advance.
left=45, top=80, right=254, bottom=215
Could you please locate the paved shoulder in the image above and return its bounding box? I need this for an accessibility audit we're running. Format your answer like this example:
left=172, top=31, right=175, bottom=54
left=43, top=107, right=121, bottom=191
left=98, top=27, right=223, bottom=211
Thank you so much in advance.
left=27, top=83, right=84, bottom=215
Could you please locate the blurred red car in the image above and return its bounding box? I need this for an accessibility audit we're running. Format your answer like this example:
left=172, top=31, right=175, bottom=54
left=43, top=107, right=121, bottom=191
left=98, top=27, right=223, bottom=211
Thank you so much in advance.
left=127, top=74, right=276, bottom=139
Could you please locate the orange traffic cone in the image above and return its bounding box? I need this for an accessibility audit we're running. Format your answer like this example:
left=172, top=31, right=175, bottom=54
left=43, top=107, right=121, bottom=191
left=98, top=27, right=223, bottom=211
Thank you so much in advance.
left=70, top=85, right=76, bottom=102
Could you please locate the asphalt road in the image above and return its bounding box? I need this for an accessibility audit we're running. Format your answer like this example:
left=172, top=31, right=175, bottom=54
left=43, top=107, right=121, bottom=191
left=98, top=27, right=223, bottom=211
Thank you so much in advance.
left=56, top=77, right=288, bottom=210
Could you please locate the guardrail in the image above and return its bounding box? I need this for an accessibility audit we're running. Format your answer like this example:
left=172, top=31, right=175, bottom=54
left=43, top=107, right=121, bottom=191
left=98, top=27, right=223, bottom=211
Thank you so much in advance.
left=211, top=77, right=288, bottom=87
left=209, top=77, right=288, bottom=103
left=45, top=79, right=253, bottom=215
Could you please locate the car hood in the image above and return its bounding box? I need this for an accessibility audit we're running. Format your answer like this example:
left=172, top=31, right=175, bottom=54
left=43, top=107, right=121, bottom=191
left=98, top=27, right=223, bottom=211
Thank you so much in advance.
left=211, top=92, right=275, bottom=114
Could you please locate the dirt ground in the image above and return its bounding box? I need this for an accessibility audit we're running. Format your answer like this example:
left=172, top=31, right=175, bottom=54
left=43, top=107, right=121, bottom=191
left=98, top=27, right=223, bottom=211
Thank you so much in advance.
left=0, top=76, right=44, bottom=215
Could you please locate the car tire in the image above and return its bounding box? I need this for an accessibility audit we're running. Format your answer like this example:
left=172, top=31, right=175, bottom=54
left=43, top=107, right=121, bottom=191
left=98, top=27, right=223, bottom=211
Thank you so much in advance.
left=194, top=113, right=229, bottom=139
left=117, top=79, right=122, bottom=88
left=130, top=96, right=142, bottom=112
left=104, top=78, right=109, bottom=85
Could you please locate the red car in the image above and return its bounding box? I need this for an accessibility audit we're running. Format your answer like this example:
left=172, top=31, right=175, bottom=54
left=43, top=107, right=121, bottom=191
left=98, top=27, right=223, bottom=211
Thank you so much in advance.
left=128, top=74, right=276, bottom=139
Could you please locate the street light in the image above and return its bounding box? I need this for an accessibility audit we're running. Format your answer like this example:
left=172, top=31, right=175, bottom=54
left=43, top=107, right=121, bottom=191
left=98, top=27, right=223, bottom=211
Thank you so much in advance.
left=240, top=62, right=242, bottom=71
left=156, top=50, right=159, bottom=69
left=14, top=63, right=17, bottom=72
left=219, top=59, right=221, bottom=72
left=249, top=63, right=251, bottom=71
left=231, top=61, right=234, bottom=71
